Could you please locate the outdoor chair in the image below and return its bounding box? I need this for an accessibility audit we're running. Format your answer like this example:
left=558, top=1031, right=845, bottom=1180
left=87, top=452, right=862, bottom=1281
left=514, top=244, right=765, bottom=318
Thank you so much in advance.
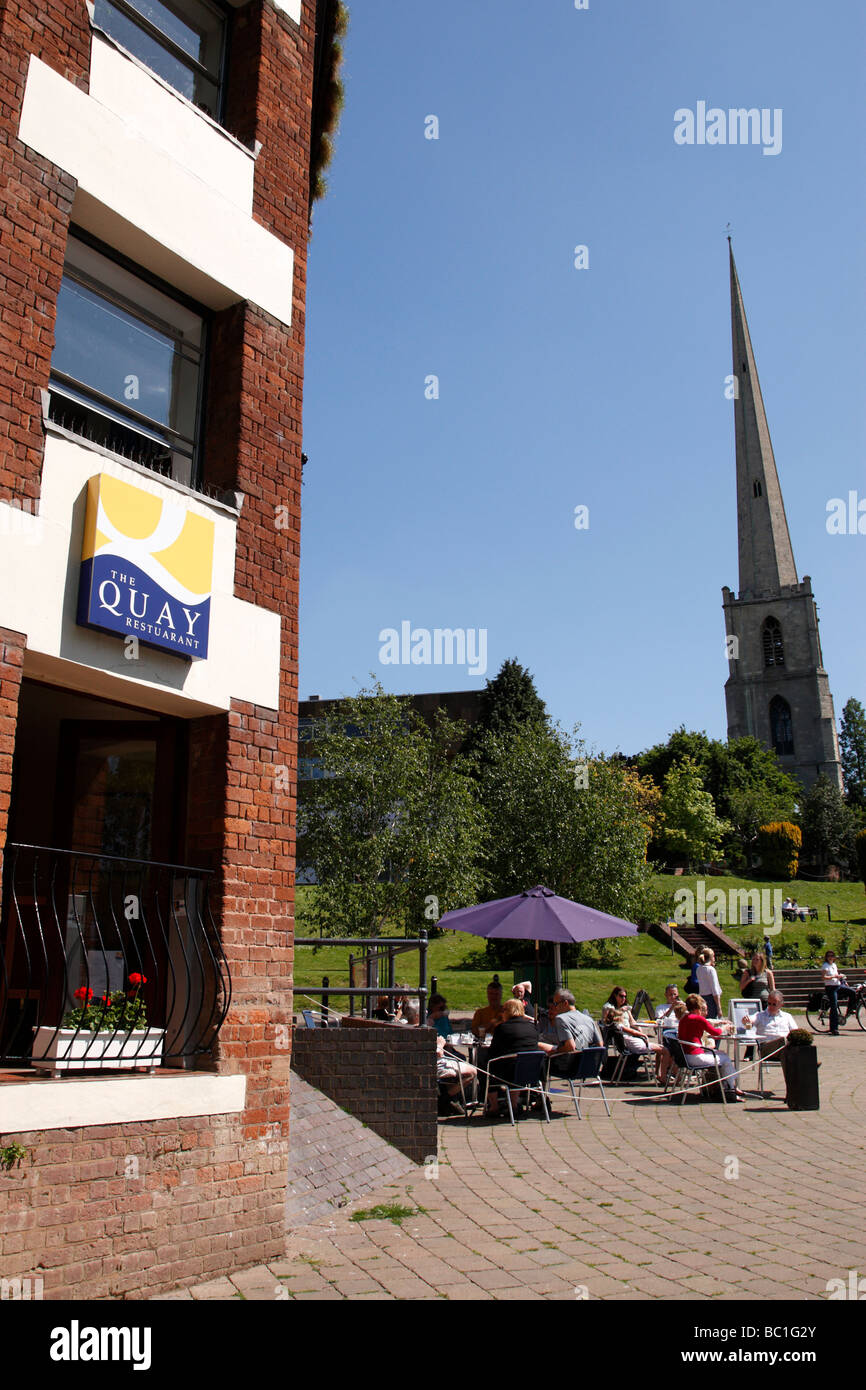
left=756, top=1037, right=786, bottom=1094
left=487, top=1051, right=551, bottom=1126
left=609, top=1026, right=651, bottom=1085
left=660, top=1029, right=681, bottom=1094
left=550, top=1047, right=611, bottom=1119
left=664, top=1036, right=728, bottom=1106
left=301, top=1009, right=321, bottom=1028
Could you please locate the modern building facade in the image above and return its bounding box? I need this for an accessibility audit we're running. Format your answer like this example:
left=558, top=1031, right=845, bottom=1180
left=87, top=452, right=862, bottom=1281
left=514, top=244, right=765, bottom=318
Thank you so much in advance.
left=722, top=244, right=843, bottom=793
left=0, top=0, right=335, bottom=1297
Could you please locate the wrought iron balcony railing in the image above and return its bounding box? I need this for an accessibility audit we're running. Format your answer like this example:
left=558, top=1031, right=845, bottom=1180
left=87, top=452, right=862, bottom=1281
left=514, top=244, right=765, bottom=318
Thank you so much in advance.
left=0, top=844, right=231, bottom=1068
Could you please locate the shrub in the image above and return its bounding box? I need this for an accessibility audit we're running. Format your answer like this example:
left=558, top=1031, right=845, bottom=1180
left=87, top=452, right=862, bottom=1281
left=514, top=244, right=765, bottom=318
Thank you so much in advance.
left=806, top=932, right=825, bottom=954
left=856, top=829, right=866, bottom=886
left=785, top=1029, right=814, bottom=1048
left=755, top=822, right=802, bottom=878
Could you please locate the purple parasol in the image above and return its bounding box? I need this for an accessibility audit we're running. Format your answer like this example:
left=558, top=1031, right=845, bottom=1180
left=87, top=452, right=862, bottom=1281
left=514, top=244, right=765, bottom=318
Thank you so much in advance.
left=436, top=885, right=638, bottom=986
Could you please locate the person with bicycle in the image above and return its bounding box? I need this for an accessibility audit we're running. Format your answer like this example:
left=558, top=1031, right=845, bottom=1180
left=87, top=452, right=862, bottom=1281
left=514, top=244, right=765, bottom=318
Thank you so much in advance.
left=822, top=951, right=857, bottom=1036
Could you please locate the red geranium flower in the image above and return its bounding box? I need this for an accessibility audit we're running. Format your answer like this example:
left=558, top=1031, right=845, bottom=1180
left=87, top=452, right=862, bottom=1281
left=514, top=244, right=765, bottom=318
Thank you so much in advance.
left=74, top=986, right=94, bottom=1002
left=128, top=973, right=147, bottom=986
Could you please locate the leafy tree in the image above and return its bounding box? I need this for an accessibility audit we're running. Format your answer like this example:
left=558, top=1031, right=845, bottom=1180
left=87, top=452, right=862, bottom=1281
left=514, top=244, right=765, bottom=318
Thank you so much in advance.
left=298, top=684, right=484, bottom=937
left=755, top=821, right=802, bottom=878
left=462, top=658, right=547, bottom=762
left=800, top=774, right=857, bottom=871
left=656, top=757, right=729, bottom=866
left=855, top=829, right=866, bottom=888
left=840, top=698, right=866, bottom=809
left=636, top=728, right=798, bottom=864
left=471, top=721, right=659, bottom=922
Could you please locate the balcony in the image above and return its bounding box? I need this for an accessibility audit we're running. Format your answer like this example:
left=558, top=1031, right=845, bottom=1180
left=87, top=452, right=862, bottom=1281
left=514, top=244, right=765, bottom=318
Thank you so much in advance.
left=0, top=844, right=231, bottom=1069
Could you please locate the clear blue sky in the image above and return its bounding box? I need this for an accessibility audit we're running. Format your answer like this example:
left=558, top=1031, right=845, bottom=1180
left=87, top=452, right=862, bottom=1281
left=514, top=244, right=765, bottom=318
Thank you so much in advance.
left=299, top=0, right=865, bottom=756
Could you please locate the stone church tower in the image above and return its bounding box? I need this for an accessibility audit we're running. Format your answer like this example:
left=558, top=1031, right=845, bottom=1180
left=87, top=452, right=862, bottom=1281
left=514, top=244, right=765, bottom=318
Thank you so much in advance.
left=722, top=243, right=843, bottom=791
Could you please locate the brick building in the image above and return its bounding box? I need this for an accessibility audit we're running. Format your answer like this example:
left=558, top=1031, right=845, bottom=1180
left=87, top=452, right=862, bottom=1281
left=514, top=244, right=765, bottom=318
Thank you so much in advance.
left=0, top=0, right=339, bottom=1297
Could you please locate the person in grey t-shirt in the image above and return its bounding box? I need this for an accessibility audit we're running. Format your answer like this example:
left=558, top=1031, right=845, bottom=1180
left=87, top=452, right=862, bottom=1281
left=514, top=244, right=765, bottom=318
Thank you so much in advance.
left=548, top=989, right=602, bottom=1075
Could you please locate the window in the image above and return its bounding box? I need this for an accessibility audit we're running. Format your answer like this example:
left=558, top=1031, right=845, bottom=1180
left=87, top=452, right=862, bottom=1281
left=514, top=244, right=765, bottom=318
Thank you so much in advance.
left=92, top=0, right=227, bottom=119
left=49, top=236, right=206, bottom=488
left=770, top=696, right=794, bottom=757
left=762, top=616, right=785, bottom=668
left=753, top=479, right=763, bottom=498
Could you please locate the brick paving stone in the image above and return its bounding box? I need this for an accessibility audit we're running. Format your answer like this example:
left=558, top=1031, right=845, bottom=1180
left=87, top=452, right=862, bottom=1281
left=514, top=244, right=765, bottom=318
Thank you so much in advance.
left=167, top=1029, right=866, bottom=1303
left=190, top=1276, right=242, bottom=1301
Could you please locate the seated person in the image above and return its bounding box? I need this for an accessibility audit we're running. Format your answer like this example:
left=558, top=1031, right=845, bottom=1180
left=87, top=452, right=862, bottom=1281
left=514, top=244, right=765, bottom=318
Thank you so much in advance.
left=536, top=996, right=559, bottom=1044
left=471, top=979, right=506, bottom=1038
left=427, top=993, right=452, bottom=1039
left=548, top=988, right=602, bottom=1075
left=782, top=896, right=794, bottom=920
left=655, top=983, right=682, bottom=1027
left=603, top=988, right=661, bottom=1060
left=372, top=994, right=395, bottom=1021
left=658, top=999, right=688, bottom=1084
left=677, top=994, right=743, bottom=1100
left=436, top=1033, right=477, bottom=1109
left=511, top=981, right=535, bottom=1020
left=606, top=1006, right=665, bottom=1072
left=484, top=999, right=553, bottom=1115
left=751, top=990, right=798, bottom=1094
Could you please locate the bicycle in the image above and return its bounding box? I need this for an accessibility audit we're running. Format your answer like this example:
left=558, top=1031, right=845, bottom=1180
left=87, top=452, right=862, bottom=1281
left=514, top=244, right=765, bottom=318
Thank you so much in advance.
left=805, top=983, right=866, bottom=1033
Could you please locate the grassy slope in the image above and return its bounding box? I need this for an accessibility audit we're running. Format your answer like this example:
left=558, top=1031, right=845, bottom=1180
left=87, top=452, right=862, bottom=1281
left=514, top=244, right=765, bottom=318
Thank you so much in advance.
left=293, top=878, right=866, bottom=1019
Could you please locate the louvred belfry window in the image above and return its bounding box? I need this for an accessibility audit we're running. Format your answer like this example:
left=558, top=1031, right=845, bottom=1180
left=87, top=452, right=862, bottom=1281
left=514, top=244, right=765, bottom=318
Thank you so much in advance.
left=762, top=617, right=785, bottom=668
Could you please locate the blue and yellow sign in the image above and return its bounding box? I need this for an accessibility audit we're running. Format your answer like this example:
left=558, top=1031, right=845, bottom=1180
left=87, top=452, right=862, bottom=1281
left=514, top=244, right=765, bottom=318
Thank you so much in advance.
left=77, top=474, right=214, bottom=660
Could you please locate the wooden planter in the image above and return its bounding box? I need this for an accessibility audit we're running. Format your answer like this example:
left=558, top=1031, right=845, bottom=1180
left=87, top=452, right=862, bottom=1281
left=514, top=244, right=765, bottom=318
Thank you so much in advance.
left=784, top=1045, right=819, bottom=1111
left=31, top=1027, right=165, bottom=1077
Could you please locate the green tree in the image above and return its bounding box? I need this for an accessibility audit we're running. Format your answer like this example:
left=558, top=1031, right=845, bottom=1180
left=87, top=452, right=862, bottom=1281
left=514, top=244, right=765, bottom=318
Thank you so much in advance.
left=800, top=774, right=857, bottom=871
left=472, top=721, right=658, bottom=921
left=298, top=685, right=484, bottom=937
left=657, top=757, right=729, bottom=866
left=840, top=698, right=866, bottom=809
left=462, top=658, right=547, bottom=762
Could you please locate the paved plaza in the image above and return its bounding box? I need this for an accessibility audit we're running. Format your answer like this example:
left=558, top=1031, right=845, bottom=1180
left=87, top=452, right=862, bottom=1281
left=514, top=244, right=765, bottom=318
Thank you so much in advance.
left=159, top=1026, right=866, bottom=1302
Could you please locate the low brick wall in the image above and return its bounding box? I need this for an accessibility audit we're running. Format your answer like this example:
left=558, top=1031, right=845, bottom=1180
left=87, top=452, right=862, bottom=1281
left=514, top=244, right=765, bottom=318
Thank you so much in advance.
left=0, top=1110, right=287, bottom=1300
left=291, top=1020, right=437, bottom=1164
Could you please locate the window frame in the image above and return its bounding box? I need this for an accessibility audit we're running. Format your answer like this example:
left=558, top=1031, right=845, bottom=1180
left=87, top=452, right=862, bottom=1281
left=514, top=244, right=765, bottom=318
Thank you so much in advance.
left=91, top=0, right=232, bottom=124
left=49, top=226, right=211, bottom=492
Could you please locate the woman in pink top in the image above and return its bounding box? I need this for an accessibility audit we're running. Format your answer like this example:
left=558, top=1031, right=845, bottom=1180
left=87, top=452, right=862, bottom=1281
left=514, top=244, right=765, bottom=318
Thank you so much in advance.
left=677, top=995, right=744, bottom=1100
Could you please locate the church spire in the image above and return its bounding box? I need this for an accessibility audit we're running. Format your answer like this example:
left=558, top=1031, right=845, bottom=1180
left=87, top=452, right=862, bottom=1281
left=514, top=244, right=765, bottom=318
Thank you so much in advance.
left=729, top=240, right=798, bottom=597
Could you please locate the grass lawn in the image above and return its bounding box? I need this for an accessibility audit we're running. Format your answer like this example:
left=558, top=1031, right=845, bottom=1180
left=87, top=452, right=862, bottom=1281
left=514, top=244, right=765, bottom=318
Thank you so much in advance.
left=293, top=877, right=866, bottom=1021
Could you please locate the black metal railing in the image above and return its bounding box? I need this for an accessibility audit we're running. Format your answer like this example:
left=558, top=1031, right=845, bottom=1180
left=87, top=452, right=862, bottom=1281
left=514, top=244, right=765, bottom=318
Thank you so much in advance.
left=0, top=844, right=232, bottom=1067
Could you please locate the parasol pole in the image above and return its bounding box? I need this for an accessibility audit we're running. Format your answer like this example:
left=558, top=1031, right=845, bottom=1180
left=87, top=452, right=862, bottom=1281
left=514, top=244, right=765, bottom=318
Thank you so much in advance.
left=554, top=941, right=563, bottom=990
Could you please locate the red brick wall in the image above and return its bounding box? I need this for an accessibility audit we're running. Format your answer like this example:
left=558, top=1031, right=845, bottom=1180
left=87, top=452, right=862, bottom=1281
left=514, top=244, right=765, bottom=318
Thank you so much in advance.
left=292, top=1023, right=439, bottom=1164
left=0, top=628, right=26, bottom=869
left=1, top=1110, right=287, bottom=1299
left=0, top=0, right=87, bottom=505
left=0, top=0, right=316, bottom=1296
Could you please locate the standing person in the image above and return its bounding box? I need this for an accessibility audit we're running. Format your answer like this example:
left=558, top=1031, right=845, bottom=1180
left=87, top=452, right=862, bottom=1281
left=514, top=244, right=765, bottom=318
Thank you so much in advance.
left=696, top=948, right=723, bottom=1019
left=677, top=995, right=744, bottom=1101
left=740, top=953, right=775, bottom=1008
left=763, top=935, right=774, bottom=970
left=822, top=950, right=858, bottom=1036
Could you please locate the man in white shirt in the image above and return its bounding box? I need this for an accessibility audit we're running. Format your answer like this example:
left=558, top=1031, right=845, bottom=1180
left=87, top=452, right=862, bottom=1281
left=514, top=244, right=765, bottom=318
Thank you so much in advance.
left=753, top=991, right=797, bottom=1039
left=752, top=991, right=797, bottom=1097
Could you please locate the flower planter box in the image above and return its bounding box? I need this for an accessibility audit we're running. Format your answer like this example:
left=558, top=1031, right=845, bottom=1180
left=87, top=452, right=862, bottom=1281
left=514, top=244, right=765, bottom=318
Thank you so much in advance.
left=31, top=1028, right=165, bottom=1077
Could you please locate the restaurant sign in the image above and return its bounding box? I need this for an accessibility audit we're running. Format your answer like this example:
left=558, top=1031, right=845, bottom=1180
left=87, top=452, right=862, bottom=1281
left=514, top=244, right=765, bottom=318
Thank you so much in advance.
left=77, top=474, right=214, bottom=660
